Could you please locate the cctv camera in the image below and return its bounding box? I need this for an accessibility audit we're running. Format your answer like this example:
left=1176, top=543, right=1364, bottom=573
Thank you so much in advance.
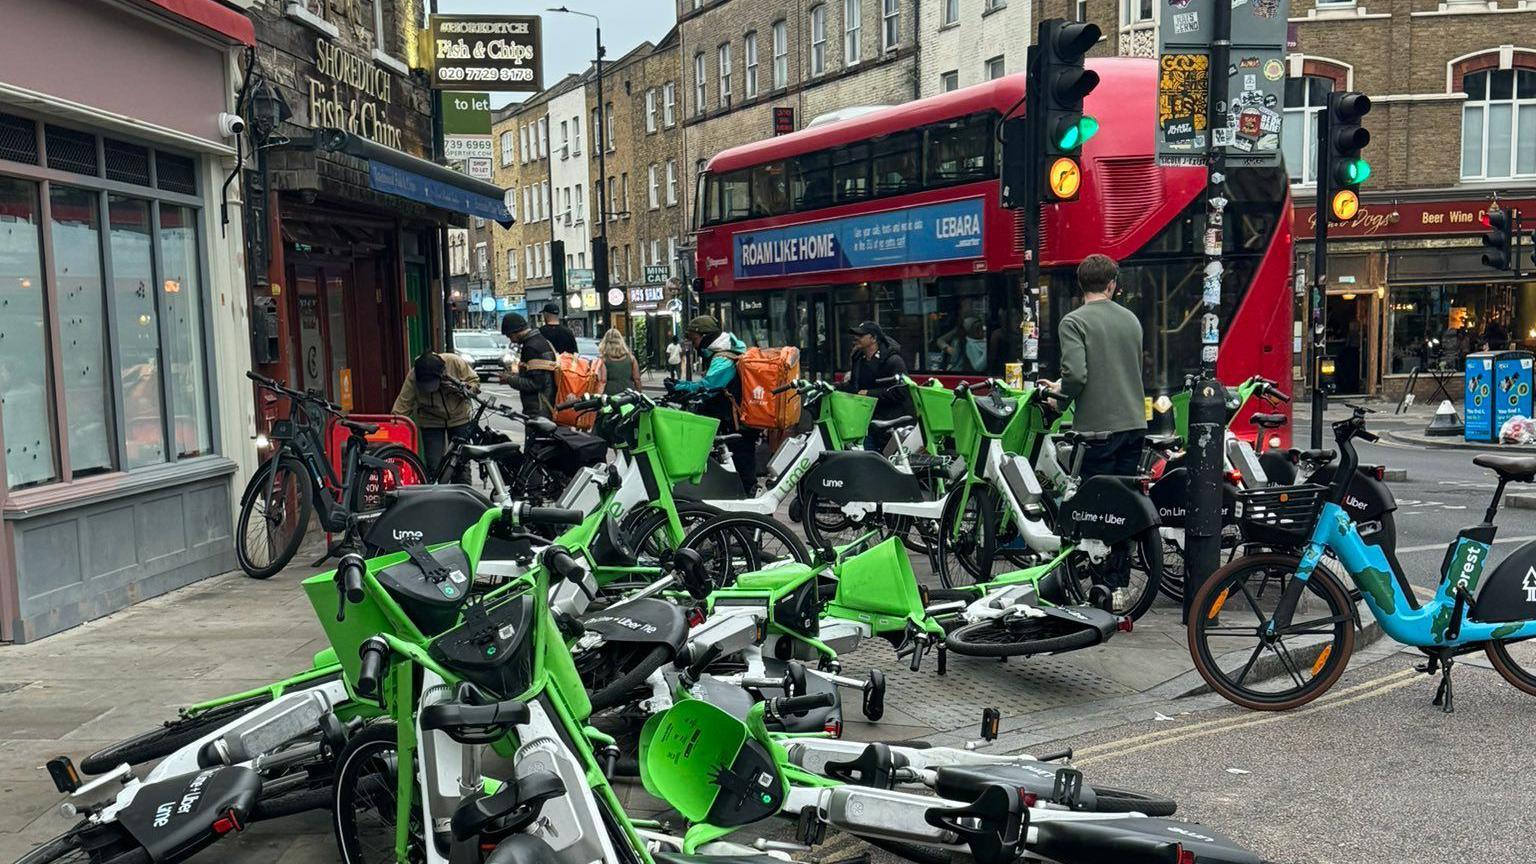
left=218, top=112, right=247, bottom=137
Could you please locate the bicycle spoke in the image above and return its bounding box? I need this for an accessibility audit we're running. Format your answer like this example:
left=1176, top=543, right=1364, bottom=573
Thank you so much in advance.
left=1279, top=612, right=1352, bottom=634
left=1269, top=640, right=1307, bottom=688
left=1233, top=642, right=1267, bottom=686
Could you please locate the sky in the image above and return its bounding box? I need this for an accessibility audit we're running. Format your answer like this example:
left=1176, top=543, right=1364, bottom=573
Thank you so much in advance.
left=438, top=0, right=677, bottom=108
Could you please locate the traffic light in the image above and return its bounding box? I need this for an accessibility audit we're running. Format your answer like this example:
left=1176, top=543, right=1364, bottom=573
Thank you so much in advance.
left=1482, top=209, right=1514, bottom=271
left=551, top=239, right=567, bottom=292
left=1324, top=92, right=1371, bottom=221
left=1036, top=18, right=1101, bottom=202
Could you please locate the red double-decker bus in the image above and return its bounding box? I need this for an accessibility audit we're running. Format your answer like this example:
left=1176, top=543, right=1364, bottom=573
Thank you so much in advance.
left=692, top=57, right=1295, bottom=440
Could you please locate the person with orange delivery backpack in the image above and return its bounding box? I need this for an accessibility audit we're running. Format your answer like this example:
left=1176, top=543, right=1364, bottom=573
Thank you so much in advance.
left=666, top=315, right=758, bottom=495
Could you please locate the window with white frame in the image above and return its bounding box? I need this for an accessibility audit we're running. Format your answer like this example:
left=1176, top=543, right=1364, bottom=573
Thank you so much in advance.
left=607, top=176, right=616, bottom=219
left=940, top=70, right=959, bottom=92
left=508, top=248, right=518, bottom=281
left=562, top=186, right=572, bottom=222
left=882, top=0, right=899, bottom=52
left=538, top=117, right=548, bottom=157
left=664, top=82, right=677, bottom=125
left=719, top=43, right=733, bottom=106
left=559, top=119, right=569, bottom=158
left=666, top=160, right=678, bottom=205
left=695, top=52, right=708, bottom=115
left=745, top=32, right=759, bottom=98
left=1076, top=0, right=1087, bottom=21
left=578, top=251, right=584, bottom=269
left=621, top=172, right=629, bottom=216
left=572, top=115, right=581, bottom=155
left=591, top=107, right=601, bottom=153
left=651, top=239, right=660, bottom=266
left=520, top=124, right=529, bottom=161
left=986, top=55, right=1005, bottom=80
left=475, top=242, right=488, bottom=276
left=541, top=180, right=549, bottom=217
left=1282, top=75, right=1333, bottom=185
left=985, top=0, right=1006, bottom=11
left=606, top=104, right=615, bottom=150
left=942, top=0, right=957, bottom=27
left=844, top=0, right=861, bottom=65
left=500, top=130, right=513, bottom=165
left=772, top=21, right=788, bottom=89
left=646, top=89, right=657, bottom=132
left=810, top=5, right=826, bottom=76
left=667, top=236, right=678, bottom=275
left=1124, top=0, right=1153, bottom=24
left=649, top=164, right=660, bottom=209
left=543, top=242, right=550, bottom=276
left=1462, top=68, right=1536, bottom=180
left=575, top=183, right=584, bottom=222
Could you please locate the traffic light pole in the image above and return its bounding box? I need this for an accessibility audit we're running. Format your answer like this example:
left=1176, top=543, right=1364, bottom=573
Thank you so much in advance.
left=1310, top=97, right=1332, bottom=450
left=1021, top=43, right=1043, bottom=379
left=1183, top=0, right=1232, bottom=622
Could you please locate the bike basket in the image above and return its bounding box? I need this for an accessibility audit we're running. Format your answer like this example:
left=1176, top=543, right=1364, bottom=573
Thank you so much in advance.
left=826, top=390, right=877, bottom=443
left=909, top=382, right=957, bottom=445
left=649, top=407, right=719, bottom=482
left=1234, top=483, right=1328, bottom=546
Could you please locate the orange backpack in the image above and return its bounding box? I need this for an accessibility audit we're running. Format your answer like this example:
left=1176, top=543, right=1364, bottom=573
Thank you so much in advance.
left=735, top=346, right=802, bottom=430
left=552, top=353, right=602, bottom=429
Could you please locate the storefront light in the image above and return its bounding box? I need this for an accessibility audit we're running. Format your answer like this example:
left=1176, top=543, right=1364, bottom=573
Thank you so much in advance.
left=137, top=313, right=153, bottom=326
left=164, top=279, right=181, bottom=294
left=1341, top=293, right=1357, bottom=301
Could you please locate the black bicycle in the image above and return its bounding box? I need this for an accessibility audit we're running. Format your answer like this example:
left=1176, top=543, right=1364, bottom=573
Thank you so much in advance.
left=236, top=372, right=427, bottom=579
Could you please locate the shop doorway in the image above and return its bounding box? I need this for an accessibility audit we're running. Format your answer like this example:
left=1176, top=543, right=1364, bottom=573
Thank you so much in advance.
left=1325, top=292, right=1372, bottom=395
left=795, top=292, right=833, bottom=377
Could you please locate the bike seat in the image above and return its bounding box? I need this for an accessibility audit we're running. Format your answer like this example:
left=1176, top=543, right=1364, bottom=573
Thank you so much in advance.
left=1290, top=447, right=1336, bottom=464
left=1063, top=430, right=1112, bottom=446
left=339, top=418, right=379, bottom=435
left=525, top=416, right=560, bottom=436
left=1250, top=413, right=1287, bottom=428
left=1474, top=454, right=1536, bottom=483
left=461, top=441, right=522, bottom=461
left=869, top=415, right=915, bottom=433
left=1144, top=433, right=1181, bottom=452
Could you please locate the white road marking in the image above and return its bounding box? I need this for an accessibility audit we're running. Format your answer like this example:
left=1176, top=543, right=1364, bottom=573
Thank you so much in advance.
left=1396, top=534, right=1536, bottom=555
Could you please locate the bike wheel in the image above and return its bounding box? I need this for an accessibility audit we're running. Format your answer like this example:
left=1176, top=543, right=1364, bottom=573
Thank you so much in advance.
left=681, top=513, right=813, bottom=588
left=1088, top=785, right=1178, bottom=817
left=579, top=643, right=672, bottom=713
left=17, top=823, right=148, bottom=864
left=1485, top=636, right=1536, bottom=697
left=79, top=695, right=268, bottom=775
left=236, top=457, right=312, bottom=579
left=622, top=502, right=720, bottom=564
left=935, top=484, right=997, bottom=589
left=1157, top=533, right=1186, bottom=604
left=1065, top=528, right=1163, bottom=622
left=333, top=724, right=422, bottom=864
left=800, top=491, right=906, bottom=552
left=945, top=614, right=1100, bottom=658
left=354, top=444, right=427, bottom=512
left=1187, top=553, right=1355, bottom=711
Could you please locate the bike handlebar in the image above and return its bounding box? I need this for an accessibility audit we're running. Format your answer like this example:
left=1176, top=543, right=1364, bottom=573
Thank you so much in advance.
left=771, top=382, right=795, bottom=395
left=771, top=691, right=835, bottom=716
left=540, top=546, right=586, bottom=584
left=338, top=553, right=366, bottom=604
left=355, top=637, right=389, bottom=697
left=505, top=503, right=586, bottom=527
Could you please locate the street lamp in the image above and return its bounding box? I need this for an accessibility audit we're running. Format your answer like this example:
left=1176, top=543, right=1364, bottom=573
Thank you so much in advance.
left=548, top=6, right=611, bottom=326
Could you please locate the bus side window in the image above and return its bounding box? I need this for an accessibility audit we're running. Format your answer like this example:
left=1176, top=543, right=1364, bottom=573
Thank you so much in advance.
left=832, top=142, right=870, bottom=203
left=721, top=169, right=751, bottom=221
left=792, top=151, right=833, bottom=210
left=872, top=132, right=920, bottom=196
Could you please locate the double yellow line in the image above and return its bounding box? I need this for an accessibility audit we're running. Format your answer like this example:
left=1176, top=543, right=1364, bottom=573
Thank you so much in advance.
left=1070, top=665, right=1421, bottom=768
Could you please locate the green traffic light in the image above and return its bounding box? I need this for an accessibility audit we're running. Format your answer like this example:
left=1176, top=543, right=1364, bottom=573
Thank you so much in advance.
left=1055, top=116, right=1099, bottom=151
left=1351, top=159, right=1371, bottom=184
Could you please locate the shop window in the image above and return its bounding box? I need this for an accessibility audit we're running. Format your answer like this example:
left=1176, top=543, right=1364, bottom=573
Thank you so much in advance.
left=46, top=124, right=99, bottom=176
left=0, top=111, right=38, bottom=164
left=51, top=185, right=114, bottom=474
left=109, top=195, right=167, bottom=469
left=0, top=177, right=55, bottom=488
left=156, top=151, right=197, bottom=195
left=1460, top=69, right=1536, bottom=180
left=1282, top=75, right=1333, bottom=184
left=160, top=203, right=209, bottom=458
left=104, top=139, right=151, bottom=186
left=1390, top=284, right=1522, bottom=375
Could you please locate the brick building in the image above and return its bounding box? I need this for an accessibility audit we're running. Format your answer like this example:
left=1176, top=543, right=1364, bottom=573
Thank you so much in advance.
left=677, top=0, right=923, bottom=219
left=1278, top=0, right=1536, bottom=399
left=492, top=88, right=556, bottom=321
left=919, top=0, right=1035, bottom=97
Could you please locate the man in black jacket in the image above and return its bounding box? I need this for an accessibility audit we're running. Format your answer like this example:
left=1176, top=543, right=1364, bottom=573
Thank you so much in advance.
left=538, top=302, right=579, bottom=355
left=500, top=313, right=558, bottom=419
left=839, top=321, right=911, bottom=450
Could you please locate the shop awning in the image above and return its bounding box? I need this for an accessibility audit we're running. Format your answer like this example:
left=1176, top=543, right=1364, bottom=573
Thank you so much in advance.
left=315, top=129, right=514, bottom=228
left=132, top=0, right=255, bottom=45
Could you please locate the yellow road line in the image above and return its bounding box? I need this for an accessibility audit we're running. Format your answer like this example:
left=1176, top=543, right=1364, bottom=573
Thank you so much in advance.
left=1075, top=673, right=1421, bottom=768
left=1070, top=666, right=1416, bottom=760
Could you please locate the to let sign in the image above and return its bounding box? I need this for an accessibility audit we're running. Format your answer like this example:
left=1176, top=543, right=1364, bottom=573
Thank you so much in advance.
left=773, top=107, right=795, bottom=136
left=426, top=15, right=542, bottom=92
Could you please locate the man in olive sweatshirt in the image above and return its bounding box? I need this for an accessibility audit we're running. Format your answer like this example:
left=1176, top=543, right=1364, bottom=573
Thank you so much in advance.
left=1042, top=254, right=1146, bottom=478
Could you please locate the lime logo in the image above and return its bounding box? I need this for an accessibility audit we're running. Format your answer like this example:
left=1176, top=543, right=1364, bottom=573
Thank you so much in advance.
left=606, top=499, right=626, bottom=519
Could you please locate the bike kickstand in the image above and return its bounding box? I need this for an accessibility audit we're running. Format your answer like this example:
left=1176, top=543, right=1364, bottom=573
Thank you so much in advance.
left=1431, top=654, right=1455, bottom=714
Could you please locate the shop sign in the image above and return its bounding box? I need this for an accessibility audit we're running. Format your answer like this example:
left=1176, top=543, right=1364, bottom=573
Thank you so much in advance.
left=580, top=288, right=601, bottom=312
left=426, top=14, right=543, bottom=92
left=733, top=198, right=984, bottom=280
left=1292, top=198, right=1536, bottom=239
left=367, top=160, right=510, bottom=223
left=569, top=268, right=595, bottom=289
left=643, top=265, right=670, bottom=284
left=773, top=107, right=795, bottom=136
left=442, top=92, right=492, bottom=160
left=309, top=37, right=405, bottom=149
left=630, top=284, right=665, bottom=307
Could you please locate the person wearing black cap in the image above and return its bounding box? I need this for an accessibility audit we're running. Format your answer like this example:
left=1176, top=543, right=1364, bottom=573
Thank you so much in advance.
left=500, top=312, right=558, bottom=419
left=839, top=321, right=911, bottom=450
left=392, top=351, right=479, bottom=481
left=538, top=302, right=579, bottom=355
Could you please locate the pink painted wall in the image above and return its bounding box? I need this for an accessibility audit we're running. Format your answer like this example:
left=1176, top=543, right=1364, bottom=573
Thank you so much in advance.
left=0, top=0, right=228, bottom=143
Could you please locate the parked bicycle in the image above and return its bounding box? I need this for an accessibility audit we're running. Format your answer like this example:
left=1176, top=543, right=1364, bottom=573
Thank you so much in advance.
left=236, top=372, right=426, bottom=578
left=1188, top=404, right=1536, bottom=713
